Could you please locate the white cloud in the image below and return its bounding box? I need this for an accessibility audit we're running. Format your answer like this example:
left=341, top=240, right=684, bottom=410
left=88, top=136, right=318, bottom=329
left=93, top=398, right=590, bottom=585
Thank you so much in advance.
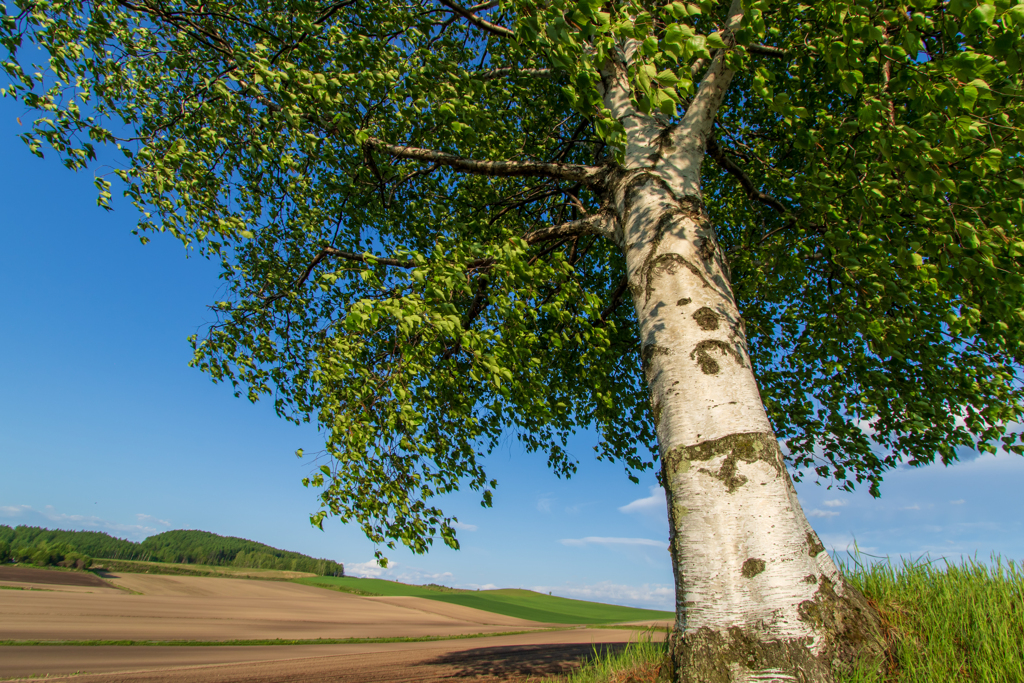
left=619, top=486, right=665, bottom=515
left=901, top=505, right=921, bottom=511
left=822, top=499, right=848, bottom=508
left=530, top=581, right=674, bottom=611
left=1, top=504, right=161, bottom=540
left=950, top=499, right=966, bottom=505
left=561, top=536, right=665, bottom=548
left=343, top=559, right=454, bottom=586
left=344, top=559, right=394, bottom=579
left=808, top=509, right=840, bottom=518
left=461, top=583, right=498, bottom=591
left=451, top=521, right=477, bottom=531
left=536, top=497, right=553, bottom=513
left=136, top=513, right=171, bottom=527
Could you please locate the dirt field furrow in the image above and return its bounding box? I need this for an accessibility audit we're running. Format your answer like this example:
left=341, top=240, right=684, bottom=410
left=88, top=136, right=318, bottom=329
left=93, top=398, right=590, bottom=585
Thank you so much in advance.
left=0, top=569, right=659, bottom=682
left=1, top=631, right=639, bottom=682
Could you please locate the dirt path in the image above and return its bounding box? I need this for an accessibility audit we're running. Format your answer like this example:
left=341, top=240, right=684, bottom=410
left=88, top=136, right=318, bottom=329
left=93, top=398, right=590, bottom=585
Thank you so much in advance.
left=0, top=629, right=645, bottom=682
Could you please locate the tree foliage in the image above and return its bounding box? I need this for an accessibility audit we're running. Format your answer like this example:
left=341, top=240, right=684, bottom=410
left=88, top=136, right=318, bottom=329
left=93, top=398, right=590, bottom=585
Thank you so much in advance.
left=0, top=526, right=345, bottom=575
left=2, top=0, right=1022, bottom=560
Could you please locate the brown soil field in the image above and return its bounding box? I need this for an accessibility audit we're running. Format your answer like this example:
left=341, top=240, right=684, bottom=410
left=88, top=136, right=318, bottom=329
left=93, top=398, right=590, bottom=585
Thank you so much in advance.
left=0, top=629, right=644, bottom=682
left=0, top=573, right=544, bottom=642
left=0, top=566, right=112, bottom=588
left=0, top=573, right=657, bottom=681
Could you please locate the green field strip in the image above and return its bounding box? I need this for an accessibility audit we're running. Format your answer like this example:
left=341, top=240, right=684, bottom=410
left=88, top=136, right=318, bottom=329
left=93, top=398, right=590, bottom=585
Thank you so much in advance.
left=0, top=628, right=566, bottom=647
left=296, top=577, right=674, bottom=625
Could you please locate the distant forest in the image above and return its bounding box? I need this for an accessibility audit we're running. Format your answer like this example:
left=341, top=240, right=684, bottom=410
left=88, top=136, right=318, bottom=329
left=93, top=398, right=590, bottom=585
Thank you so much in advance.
left=0, top=526, right=344, bottom=576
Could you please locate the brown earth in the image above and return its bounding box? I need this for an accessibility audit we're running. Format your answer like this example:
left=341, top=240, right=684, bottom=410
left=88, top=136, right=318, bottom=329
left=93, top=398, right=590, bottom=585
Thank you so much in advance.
left=0, top=573, right=545, bottom=642
left=0, top=566, right=112, bottom=588
left=0, top=630, right=643, bottom=682
left=0, top=573, right=657, bottom=681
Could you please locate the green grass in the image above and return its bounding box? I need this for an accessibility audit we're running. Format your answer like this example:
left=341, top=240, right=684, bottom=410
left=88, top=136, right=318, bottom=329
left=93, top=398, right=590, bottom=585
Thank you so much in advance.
left=93, top=558, right=317, bottom=580
left=562, top=629, right=668, bottom=683
left=537, top=555, right=1024, bottom=683
left=837, top=554, right=1024, bottom=683
left=295, top=576, right=674, bottom=624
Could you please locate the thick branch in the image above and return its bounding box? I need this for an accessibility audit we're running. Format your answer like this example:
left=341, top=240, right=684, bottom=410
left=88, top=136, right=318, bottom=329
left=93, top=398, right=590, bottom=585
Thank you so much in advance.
left=364, top=138, right=609, bottom=186
left=747, top=43, right=788, bottom=58
left=523, top=209, right=616, bottom=244
left=435, top=0, right=513, bottom=37
left=672, top=0, right=744, bottom=147
left=475, top=67, right=554, bottom=80
left=706, top=137, right=788, bottom=215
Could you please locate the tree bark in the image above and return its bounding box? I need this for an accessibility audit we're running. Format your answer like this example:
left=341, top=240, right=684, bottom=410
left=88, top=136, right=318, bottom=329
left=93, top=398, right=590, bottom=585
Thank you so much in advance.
left=596, top=8, right=885, bottom=679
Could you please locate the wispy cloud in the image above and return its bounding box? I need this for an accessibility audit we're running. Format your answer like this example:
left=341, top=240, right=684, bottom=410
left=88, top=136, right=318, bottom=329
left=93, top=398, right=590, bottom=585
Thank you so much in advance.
left=0, top=504, right=162, bottom=540
left=344, top=559, right=455, bottom=586
left=530, top=581, right=674, bottom=611
left=822, top=499, right=848, bottom=508
left=536, top=497, right=553, bottom=513
left=561, top=536, right=665, bottom=548
left=618, top=487, right=665, bottom=515
left=451, top=521, right=477, bottom=532
left=808, top=509, right=840, bottom=518
left=950, top=499, right=966, bottom=505
left=901, top=505, right=921, bottom=511
left=136, top=513, right=171, bottom=527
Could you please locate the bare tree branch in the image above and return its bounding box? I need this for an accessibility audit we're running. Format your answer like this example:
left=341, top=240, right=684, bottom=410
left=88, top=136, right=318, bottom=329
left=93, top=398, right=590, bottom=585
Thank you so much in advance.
left=364, top=138, right=609, bottom=186
left=599, top=276, right=630, bottom=323
left=435, top=0, right=513, bottom=37
left=706, top=136, right=789, bottom=216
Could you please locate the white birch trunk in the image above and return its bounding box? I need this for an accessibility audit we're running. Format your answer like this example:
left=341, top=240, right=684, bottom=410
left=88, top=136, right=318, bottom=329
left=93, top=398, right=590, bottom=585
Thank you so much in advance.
left=597, top=4, right=883, bottom=680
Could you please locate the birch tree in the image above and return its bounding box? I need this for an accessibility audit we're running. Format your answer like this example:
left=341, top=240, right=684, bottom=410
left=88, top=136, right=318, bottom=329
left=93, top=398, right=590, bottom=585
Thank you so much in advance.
left=3, top=0, right=1023, bottom=679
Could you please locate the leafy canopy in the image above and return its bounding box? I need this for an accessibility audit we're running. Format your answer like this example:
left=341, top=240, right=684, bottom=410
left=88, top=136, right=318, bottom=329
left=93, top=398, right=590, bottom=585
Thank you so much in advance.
left=2, top=0, right=1022, bottom=559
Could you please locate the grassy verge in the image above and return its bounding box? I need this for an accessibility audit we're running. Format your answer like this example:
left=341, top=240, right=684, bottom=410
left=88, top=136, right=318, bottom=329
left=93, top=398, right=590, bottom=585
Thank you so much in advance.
left=296, top=577, right=674, bottom=625
left=541, top=556, right=1024, bottom=683
left=837, top=554, right=1024, bottom=683
left=92, top=559, right=315, bottom=580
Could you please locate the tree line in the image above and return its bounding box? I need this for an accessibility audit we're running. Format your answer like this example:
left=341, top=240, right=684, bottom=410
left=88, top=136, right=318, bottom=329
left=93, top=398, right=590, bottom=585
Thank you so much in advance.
left=0, top=526, right=343, bottom=576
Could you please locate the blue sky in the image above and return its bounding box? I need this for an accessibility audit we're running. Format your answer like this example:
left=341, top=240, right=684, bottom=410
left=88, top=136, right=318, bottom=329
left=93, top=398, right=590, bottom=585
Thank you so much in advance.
left=2, top=108, right=1022, bottom=612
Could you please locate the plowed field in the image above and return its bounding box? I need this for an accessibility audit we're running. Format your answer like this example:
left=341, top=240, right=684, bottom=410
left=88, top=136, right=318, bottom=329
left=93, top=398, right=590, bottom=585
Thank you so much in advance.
left=0, top=569, right=657, bottom=681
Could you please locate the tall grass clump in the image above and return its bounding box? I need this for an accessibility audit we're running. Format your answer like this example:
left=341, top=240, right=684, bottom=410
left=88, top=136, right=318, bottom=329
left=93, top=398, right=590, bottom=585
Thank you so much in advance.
left=549, top=555, right=1022, bottom=683
left=838, top=553, right=1024, bottom=683
left=564, top=629, right=668, bottom=683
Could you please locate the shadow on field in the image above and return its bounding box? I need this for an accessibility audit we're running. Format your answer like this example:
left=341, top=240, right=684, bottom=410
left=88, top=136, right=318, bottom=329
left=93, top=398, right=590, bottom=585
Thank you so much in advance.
left=427, top=642, right=630, bottom=678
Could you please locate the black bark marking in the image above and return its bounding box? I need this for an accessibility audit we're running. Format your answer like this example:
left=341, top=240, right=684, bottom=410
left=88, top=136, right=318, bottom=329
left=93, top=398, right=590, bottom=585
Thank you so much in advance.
left=697, top=234, right=717, bottom=262
left=807, top=531, right=826, bottom=558
left=644, top=253, right=714, bottom=303
left=741, top=558, right=766, bottom=578
left=804, top=574, right=819, bottom=584
left=652, top=399, right=663, bottom=427
left=664, top=433, right=783, bottom=493
left=690, top=339, right=742, bottom=375
left=641, top=344, right=670, bottom=381
left=692, top=306, right=719, bottom=330
left=676, top=297, right=691, bottom=306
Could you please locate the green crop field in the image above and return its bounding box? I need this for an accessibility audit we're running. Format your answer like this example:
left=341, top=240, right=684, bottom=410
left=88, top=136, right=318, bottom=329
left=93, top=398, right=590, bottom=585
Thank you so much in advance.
left=294, top=576, right=673, bottom=624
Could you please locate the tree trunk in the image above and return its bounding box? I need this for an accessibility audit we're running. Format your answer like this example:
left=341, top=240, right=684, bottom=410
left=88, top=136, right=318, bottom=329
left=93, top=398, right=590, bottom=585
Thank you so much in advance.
left=610, top=166, right=884, bottom=681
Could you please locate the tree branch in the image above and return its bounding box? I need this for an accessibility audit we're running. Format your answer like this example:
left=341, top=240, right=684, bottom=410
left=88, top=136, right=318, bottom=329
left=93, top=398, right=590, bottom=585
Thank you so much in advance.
left=706, top=136, right=788, bottom=215
left=364, top=138, right=609, bottom=186
left=435, top=0, right=513, bottom=37
left=522, top=209, right=616, bottom=244
left=747, top=43, right=788, bottom=58
left=475, top=67, right=554, bottom=80
left=599, top=276, right=630, bottom=323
